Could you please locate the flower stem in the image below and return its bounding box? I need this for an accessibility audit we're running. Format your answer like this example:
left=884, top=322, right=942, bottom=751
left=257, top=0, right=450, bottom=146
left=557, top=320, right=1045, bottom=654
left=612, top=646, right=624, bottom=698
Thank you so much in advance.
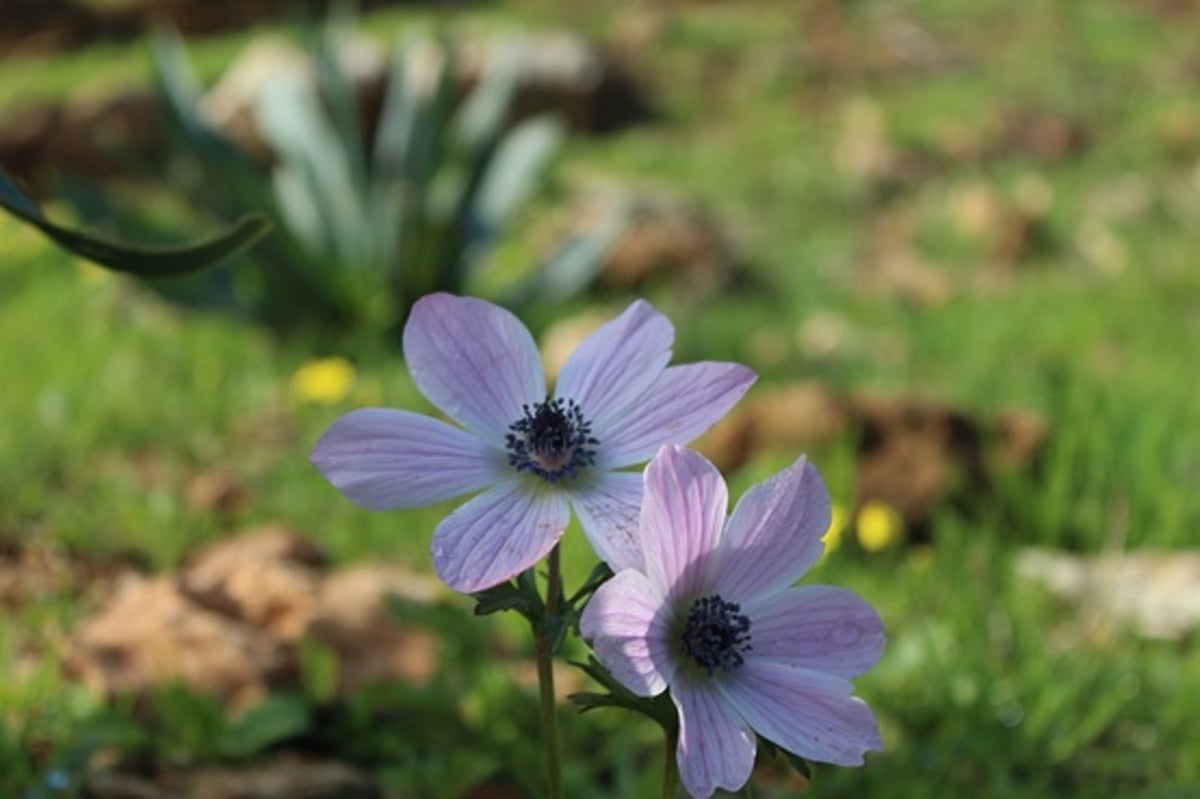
left=662, top=724, right=680, bottom=798
left=534, top=545, right=564, bottom=799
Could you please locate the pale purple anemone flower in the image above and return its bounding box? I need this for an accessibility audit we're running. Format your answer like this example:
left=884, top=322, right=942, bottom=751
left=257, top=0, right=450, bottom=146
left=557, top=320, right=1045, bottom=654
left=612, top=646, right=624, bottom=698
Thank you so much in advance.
left=311, top=294, right=755, bottom=593
left=580, top=445, right=884, bottom=799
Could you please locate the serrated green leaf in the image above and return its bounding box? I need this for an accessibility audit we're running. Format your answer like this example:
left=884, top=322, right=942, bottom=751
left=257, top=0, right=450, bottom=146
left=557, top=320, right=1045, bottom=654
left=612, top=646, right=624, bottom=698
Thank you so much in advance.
left=568, top=657, right=678, bottom=731
left=568, top=691, right=625, bottom=714
left=472, top=580, right=537, bottom=618
left=0, top=170, right=271, bottom=275
left=567, top=561, right=616, bottom=606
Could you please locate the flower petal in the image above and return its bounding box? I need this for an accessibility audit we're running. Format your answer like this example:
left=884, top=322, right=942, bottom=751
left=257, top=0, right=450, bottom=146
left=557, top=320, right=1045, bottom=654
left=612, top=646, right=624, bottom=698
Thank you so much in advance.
left=311, top=408, right=503, bottom=508
left=640, top=446, right=727, bottom=603
left=554, top=300, right=673, bottom=428
left=596, top=362, right=757, bottom=469
left=713, top=456, right=830, bottom=602
left=672, top=679, right=756, bottom=799
left=431, top=479, right=568, bottom=593
left=569, top=471, right=645, bottom=572
left=579, top=569, right=675, bottom=696
left=745, top=586, right=885, bottom=679
left=403, top=293, right=545, bottom=446
left=721, top=661, right=882, bottom=767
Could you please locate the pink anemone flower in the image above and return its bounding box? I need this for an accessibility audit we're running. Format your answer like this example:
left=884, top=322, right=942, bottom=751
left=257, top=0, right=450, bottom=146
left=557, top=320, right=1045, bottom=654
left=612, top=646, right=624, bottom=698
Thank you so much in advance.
left=311, top=294, right=755, bottom=593
left=580, top=445, right=884, bottom=799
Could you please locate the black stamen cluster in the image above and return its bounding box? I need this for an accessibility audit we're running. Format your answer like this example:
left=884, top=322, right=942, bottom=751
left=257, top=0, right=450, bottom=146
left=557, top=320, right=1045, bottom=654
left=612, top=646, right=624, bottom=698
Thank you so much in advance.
left=506, top=397, right=598, bottom=483
left=680, top=594, right=753, bottom=677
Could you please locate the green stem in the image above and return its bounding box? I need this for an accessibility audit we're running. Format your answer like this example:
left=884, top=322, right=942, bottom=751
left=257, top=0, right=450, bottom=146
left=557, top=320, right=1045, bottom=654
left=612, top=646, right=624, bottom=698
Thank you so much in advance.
left=662, top=724, right=680, bottom=799
left=534, top=545, right=564, bottom=799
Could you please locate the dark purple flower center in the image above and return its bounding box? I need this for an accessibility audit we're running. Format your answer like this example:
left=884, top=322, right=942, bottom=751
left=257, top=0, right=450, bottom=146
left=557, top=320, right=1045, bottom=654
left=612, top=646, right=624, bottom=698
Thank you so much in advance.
left=680, top=594, right=753, bottom=676
left=506, top=397, right=598, bottom=483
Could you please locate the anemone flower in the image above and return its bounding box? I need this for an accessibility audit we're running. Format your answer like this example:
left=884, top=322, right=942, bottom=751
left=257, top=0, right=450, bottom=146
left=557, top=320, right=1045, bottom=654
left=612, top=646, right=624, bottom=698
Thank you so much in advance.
left=580, top=445, right=884, bottom=799
left=311, top=294, right=755, bottom=594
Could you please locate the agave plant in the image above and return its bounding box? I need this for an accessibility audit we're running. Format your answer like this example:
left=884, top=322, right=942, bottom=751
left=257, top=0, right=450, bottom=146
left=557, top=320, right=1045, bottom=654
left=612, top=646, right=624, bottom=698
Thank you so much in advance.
left=149, top=12, right=568, bottom=333
left=0, top=168, right=269, bottom=276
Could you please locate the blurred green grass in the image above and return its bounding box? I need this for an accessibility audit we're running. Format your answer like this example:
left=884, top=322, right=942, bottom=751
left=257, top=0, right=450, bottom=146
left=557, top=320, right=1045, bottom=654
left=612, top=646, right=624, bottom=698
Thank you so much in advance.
left=3, top=0, right=1200, bottom=796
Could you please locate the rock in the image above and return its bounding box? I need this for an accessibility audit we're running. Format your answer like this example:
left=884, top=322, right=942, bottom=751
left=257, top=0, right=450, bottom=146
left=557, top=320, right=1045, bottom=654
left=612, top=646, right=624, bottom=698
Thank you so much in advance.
left=549, top=185, right=737, bottom=297
left=199, top=35, right=388, bottom=162
left=604, top=200, right=733, bottom=293
left=180, top=525, right=326, bottom=642
left=199, top=29, right=648, bottom=163
left=852, top=393, right=987, bottom=535
left=694, top=382, right=847, bottom=473
left=1016, top=548, right=1200, bottom=640
left=0, top=540, right=142, bottom=607
left=459, top=31, right=653, bottom=133
left=307, top=563, right=441, bottom=693
left=696, top=382, right=1049, bottom=535
left=1, top=27, right=650, bottom=191
left=68, top=528, right=444, bottom=708
left=67, top=575, right=289, bottom=708
left=185, top=469, right=249, bottom=517
left=995, top=409, right=1050, bottom=471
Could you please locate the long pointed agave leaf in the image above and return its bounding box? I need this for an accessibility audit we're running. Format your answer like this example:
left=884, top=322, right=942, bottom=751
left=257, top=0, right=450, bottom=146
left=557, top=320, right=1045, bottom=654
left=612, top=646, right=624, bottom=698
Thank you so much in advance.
left=315, top=5, right=369, bottom=197
left=367, top=34, right=427, bottom=270
left=404, top=39, right=457, bottom=188
left=371, top=40, right=415, bottom=184
left=0, top=170, right=270, bottom=276
left=149, top=27, right=246, bottom=164
left=454, top=38, right=522, bottom=154
left=470, top=116, right=562, bottom=236
left=149, top=26, right=278, bottom=223
left=257, top=77, right=371, bottom=271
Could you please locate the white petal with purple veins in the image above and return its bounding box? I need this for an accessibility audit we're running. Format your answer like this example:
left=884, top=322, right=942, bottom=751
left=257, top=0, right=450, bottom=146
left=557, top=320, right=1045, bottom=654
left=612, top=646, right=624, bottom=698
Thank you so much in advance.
left=596, top=362, right=757, bottom=469
left=640, top=446, right=727, bottom=603
left=403, top=293, right=545, bottom=447
left=744, top=586, right=886, bottom=679
left=721, top=661, right=882, bottom=767
left=579, top=569, right=675, bottom=696
left=431, top=479, right=569, bottom=593
left=311, top=408, right=504, bottom=508
left=673, top=679, right=756, bottom=799
left=555, top=300, right=673, bottom=428
left=568, top=471, right=645, bottom=572
left=714, top=456, right=830, bottom=602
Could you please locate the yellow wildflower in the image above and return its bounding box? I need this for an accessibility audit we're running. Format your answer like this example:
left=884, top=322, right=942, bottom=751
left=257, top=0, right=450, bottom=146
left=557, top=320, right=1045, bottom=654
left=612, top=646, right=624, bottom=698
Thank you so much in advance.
left=856, top=500, right=903, bottom=552
left=291, top=356, right=356, bottom=405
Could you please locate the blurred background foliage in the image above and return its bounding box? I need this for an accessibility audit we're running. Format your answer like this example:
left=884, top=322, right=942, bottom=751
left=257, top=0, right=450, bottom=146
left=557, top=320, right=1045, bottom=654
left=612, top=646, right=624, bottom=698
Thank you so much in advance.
left=2, top=0, right=1199, bottom=797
